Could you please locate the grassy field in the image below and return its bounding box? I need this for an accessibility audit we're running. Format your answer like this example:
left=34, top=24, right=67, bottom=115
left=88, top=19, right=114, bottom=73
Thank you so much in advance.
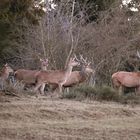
left=0, top=93, right=140, bottom=140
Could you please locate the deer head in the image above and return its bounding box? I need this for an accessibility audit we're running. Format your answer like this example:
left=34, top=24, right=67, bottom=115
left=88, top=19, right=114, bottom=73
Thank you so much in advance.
left=79, top=55, right=94, bottom=73
left=4, top=63, right=13, bottom=73
left=40, top=58, right=48, bottom=66
left=39, top=58, right=49, bottom=70
left=68, top=55, right=80, bottom=67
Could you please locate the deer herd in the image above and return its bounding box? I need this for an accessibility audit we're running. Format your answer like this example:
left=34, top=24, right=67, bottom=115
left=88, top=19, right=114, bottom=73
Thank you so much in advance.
left=0, top=54, right=140, bottom=97
left=0, top=55, right=94, bottom=97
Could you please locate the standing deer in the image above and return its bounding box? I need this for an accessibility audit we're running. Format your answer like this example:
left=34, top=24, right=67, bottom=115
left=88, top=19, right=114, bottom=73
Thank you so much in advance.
left=112, top=51, right=140, bottom=95
left=112, top=71, right=140, bottom=95
left=34, top=57, right=79, bottom=95
left=14, top=58, right=48, bottom=89
left=64, top=57, right=94, bottom=87
left=0, top=64, right=13, bottom=90
left=52, top=56, right=94, bottom=90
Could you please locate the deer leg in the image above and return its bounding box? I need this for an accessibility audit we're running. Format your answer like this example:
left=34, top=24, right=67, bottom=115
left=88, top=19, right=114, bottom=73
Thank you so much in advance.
left=66, top=88, right=69, bottom=93
left=51, top=84, right=58, bottom=92
left=40, top=83, right=45, bottom=95
left=135, top=86, right=140, bottom=95
left=58, top=84, right=62, bottom=93
left=1, top=80, right=5, bottom=91
left=0, top=80, right=4, bottom=90
left=118, top=85, right=123, bottom=96
left=34, top=83, right=42, bottom=94
left=13, top=80, right=18, bottom=87
left=1, top=82, right=3, bottom=90
left=56, top=84, right=63, bottom=98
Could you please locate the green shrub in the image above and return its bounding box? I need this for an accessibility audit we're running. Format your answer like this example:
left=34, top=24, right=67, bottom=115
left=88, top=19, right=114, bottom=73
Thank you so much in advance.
left=59, top=84, right=140, bottom=105
left=62, top=85, right=119, bottom=102
left=62, top=85, right=97, bottom=100
left=96, top=85, right=119, bottom=101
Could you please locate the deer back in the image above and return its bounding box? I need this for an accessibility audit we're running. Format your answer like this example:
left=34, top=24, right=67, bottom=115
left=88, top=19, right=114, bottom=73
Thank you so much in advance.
left=63, top=71, right=82, bottom=87
left=15, top=69, right=40, bottom=84
left=36, top=56, right=79, bottom=85
left=36, top=70, right=70, bottom=84
left=112, top=71, right=140, bottom=87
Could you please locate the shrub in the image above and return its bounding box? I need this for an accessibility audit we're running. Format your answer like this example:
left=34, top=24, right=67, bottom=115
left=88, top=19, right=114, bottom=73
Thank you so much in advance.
left=62, top=85, right=97, bottom=100
left=96, top=85, right=120, bottom=101
left=63, top=85, right=139, bottom=103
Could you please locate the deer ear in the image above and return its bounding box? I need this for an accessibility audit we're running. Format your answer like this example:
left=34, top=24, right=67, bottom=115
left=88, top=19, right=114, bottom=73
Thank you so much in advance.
left=72, top=58, right=75, bottom=61
left=40, top=58, right=43, bottom=62
left=69, top=57, right=72, bottom=61
left=5, top=63, right=8, bottom=66
left=88, top=62, right=91, bottom=65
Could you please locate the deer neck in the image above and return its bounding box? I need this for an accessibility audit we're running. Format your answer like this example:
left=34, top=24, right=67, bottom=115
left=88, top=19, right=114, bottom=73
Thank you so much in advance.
left=79, top=71, right=87, bottom=79
left=80, top=69, right=90, bottom=79
left=41, top=65, right=47, bottom=71
left=1, top=68, right=9, bottom=79
left=64, top=65, right=73, bottom=79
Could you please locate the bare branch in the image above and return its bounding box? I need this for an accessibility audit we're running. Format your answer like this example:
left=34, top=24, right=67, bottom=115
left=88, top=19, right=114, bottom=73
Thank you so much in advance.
left=65, top=0, right=76, bottom=68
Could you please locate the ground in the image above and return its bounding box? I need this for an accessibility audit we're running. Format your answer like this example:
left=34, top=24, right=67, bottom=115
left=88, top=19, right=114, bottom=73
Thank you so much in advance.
left=0, top=93, right=140, bottom=140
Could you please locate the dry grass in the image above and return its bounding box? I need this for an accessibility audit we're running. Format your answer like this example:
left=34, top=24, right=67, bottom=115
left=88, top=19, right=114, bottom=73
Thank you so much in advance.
left=0, top=92, right=140, bottom=140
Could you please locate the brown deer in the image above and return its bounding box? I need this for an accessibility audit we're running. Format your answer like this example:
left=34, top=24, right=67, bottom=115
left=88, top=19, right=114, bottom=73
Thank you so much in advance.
left=52, top=56, right=94, bottom=90
left=112, top=51, right=140, bottom=95
left=0, top=64, right=14, bottom=90
left=14, top=58, right=48, bottom=89
left=112, top=71, right=140, bottom=95
left=34, top=57, right=79, bottom=95
left=64, top=58, right=93, bottom=87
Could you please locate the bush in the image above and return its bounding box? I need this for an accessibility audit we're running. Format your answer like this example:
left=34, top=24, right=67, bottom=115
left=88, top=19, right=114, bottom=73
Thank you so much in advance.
left=62, top=85, right=97, bottom=100
left=62, top=85, right=140, bottom=104
left=63, top=85, right=119, bottom=101
left=96, top=85, right=119, bottom=101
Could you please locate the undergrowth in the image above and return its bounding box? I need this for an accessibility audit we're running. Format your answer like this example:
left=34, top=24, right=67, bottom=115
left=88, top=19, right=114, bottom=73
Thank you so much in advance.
left=62, top=84, right=140, bottom=104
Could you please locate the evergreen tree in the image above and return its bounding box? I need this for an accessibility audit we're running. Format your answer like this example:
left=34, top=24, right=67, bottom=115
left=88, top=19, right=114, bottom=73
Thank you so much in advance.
left=0, top=0, right=44, bottom=56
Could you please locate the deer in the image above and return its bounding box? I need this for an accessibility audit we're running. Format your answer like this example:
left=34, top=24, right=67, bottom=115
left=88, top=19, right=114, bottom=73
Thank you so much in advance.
left=112, top=71, right=140, bottom=95
left=14, top=58, right=48, bottom=89
left=0, top=63, right=14, bottom=90
left=51, top=55, right=94, bottom=91
left=64, top=56, right=94, bottom=87
left=34, top=56, right=80, bottom=95
left=112, top=51, right=140, bottom=95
